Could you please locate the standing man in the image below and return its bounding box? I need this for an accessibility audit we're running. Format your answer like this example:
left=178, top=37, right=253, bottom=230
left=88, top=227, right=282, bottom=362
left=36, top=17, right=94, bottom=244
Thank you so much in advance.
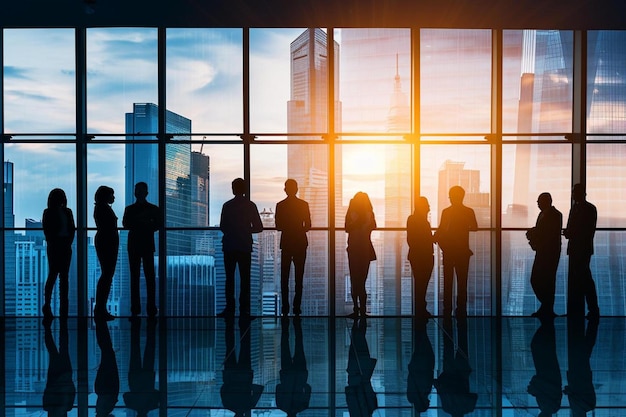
left=218, top=178, right=263, bottom=318
left=275, top=179, right=311, bottom=317
left=564, top=183, right=599, bottom=319
left=434, top=186, right=478, bottom=317
left=407, top=196, right=435, bottom=318
left=526, top=192, right=563, bottom=319
left=123, top=182, right=162, bottom=318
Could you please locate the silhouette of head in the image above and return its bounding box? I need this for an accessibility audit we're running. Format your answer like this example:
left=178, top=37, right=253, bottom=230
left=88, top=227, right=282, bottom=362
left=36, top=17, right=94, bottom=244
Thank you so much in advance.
left=537, top=192, right=552, bottom=211
left=349, top=191, right=373, bottom=214
left=95, top=186, right=115, bottom=205
left=572, top=183, right=586, bottom=203
left=47, top=188, right=67, bottom=209
left=415, top=196, right=430, bottom=216
left=232, top=178, right=246, bottom=196
left=284, top=179, right=298, bottom=196
left=448, top=186, right=465, bottom=206
left=134, top=182, right=149, bottom=200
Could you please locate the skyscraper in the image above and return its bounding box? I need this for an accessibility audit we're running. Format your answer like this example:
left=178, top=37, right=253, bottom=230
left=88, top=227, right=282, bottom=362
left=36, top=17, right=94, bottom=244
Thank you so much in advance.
left=287, top=28, right=342, bottom=315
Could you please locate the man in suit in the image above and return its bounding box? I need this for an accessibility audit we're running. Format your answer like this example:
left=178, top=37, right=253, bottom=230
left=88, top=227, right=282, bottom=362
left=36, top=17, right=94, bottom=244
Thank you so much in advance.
left=123, top=182, right=162, bottom=318
left=218, top=178, right=263, bottom=318
left=564, top=183, right=599, bottom=319
left=526, top=192, right=562, bottom=319
left=434, top=186, right=478, bottom=317
left=275, top=179, right=311, bottom=317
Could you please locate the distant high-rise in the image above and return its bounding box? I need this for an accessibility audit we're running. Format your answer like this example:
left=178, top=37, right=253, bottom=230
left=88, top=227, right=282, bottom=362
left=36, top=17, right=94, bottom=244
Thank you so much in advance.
left=287, top=28, right=342, bottom=315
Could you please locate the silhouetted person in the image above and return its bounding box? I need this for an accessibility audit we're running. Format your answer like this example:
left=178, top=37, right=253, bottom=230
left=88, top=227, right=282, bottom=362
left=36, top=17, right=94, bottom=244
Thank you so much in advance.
left=527, top=318, right=562, bottom=416
left=275, top=179, right=311, bottom=317
left=526, top=192, right=562, bottom=319
left=42, top=188, right=76, bottom=319
left=94, top=186, right=119, bottom=321
left=122, top=182, right=162, bottom=318
left=407, top=317, right=434, bottom=414
left=42, top=318, right=75, bottom=417
left=564, top=315, right=598, bottom=417
left=564, top=184, right=599, bottom=320
left=123, top=318, right=159, bottom=417
left=434, top=317, right=477, bottom=417
left=276, top=317, right=311, bottom=416
left=221, top=317, right=264, bottom=417
left=345, top=192, right=377, bottom=318
left=345, top=318, right=378, bottom=417
left=218, top=178, right=263, bottom=318
left=407, top=196, right=435, bottom=318
left=434, top=186, right=477, bottom=317
left=95, top=320, right=119, bottom=417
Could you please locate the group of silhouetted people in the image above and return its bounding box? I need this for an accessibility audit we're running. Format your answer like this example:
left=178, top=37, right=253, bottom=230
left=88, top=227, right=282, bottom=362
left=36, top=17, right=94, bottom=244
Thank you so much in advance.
left=41, top=178, right=599, bottom=321
left=526, top=183, right=599, bottom=320
left=42, top=182, right=161, bottom=322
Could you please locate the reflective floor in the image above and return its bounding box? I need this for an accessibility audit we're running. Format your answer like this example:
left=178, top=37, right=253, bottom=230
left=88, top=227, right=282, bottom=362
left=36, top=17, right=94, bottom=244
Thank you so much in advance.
left=1, top=315, right=622, bottom=416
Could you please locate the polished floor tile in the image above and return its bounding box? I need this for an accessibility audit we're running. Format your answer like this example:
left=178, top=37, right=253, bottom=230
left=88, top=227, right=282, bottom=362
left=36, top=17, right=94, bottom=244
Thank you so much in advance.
left=1, top=316, right=622, bottom=416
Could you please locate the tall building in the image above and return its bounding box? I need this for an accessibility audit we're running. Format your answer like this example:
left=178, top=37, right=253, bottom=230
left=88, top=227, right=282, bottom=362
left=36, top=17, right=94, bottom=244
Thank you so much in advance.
left=4, top=161, right=16, bottom=315
left=124, top=103, right=215, bottom=316
left=287, top=28, right=342, bottom=315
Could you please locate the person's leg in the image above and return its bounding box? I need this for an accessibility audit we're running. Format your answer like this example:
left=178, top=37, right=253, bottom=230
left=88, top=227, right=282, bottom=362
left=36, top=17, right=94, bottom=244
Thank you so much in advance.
left=442, top=254, right=454, bottom=316
left=292, top=249, right=307, bottom=315
left=582, top=254, right=599, bottom=316
left=143, top=253, right=157, bottom=316
left=222, top=251, right=236, bottom=315
left=238, top=251, right=252, bottom=315
left=411, top=255, right=434, bottom=316
left=455, top=254, right=471, bottom=316
left=567, top=255, right=586, bottom=317
left=58, top=246, right=72, bottom=317
left=128, top=250, right=142, bottom=316
left=280, top=250, right=292, bottom=315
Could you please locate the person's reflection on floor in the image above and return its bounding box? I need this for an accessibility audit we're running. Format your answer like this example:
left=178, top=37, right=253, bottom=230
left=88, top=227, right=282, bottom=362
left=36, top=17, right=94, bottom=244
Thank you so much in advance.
left=527, top=317, right=562, bottom=416
left=95, top=320, right=119, bottom=417
left=276, top=317, right=311, bottom=417
left=42, top=318, right=75, bottom=417
left=407, top=317, right=434, bottom=414
left=123, top=318, right=159, bottom=417
left=434, top=317, right=477, bottom=417
left=564, top=316, right=599, bottom=417
left=221, top=317, right=264, bottom=417
left=345, top=318, right=378, bottom=417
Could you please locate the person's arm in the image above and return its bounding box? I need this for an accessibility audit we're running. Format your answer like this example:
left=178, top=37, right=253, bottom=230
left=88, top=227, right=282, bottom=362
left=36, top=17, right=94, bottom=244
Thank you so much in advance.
left=68, top=209, right=76, bottom=243
left=303, top=201, right=312, bottom=232
left=122, top=207, right=131, bottom=230
left=274, top=203, right=283, bottom=232
left=250, top=203, right=263, bottom=234
left=469, top=208, right=478, bottom=232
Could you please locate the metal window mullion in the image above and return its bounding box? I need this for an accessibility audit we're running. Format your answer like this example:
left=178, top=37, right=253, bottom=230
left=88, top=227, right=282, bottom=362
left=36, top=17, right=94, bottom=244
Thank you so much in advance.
left=572, top=30, right=587, bottom=188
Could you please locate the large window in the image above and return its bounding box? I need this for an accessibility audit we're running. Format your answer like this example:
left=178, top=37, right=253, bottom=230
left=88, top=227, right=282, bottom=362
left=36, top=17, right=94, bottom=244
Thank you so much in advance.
left=2, top=27, right=624, bottom=318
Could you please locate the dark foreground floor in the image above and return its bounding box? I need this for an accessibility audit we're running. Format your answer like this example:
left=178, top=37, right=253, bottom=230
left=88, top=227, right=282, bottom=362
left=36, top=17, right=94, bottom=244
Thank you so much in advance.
left=1, top=315, right=622, bottom=416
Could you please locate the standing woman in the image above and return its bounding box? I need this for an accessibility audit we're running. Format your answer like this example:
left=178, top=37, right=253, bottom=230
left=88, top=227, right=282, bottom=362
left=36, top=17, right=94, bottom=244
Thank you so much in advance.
left=407, top=197, right=435, bottom=318
left=345, top=192, right=377, bottom=318
left=94, top=186, right=119, bottom=321
left=42, top=188, right=76, bottom=319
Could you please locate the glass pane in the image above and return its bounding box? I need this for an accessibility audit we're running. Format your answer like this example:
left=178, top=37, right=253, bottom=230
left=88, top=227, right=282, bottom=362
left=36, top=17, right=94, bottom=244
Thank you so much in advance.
left=592, top=231, right=626, bottom=316
left=339, top=143, right=412, bottom=229
left=420, top=145, right=491, bottom=228
left=587, top=144, right=626, bottom=227
left=251, top=143, right=328, bottom=228
left=4, top=145, right=77, bottom=317
left=87, top=28, right=158, bottom=133
left=3, top=29, right=76, bottom=134
left=166, top=29, right=243, bottom=134
left=337, top=28, right=411, bottom=133
left=421, top=29, right=491, bottom=134
left=502, top=231, right=568, bottom=316
left=502, top=143, right=571, bottom=228
left=251, top=28, right=331, bottom=134
left=587, top=31, right=626, bottom=134
left=336, top=231, right=413, bottom=316
left=503, top=30, right=574, bottom=133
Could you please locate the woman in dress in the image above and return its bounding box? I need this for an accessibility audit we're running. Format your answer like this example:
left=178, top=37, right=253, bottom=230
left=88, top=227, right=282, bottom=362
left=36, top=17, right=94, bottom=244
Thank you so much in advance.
left=345, top=192, right=377, bottom=318
left=407, top=196, right=435, bottom=318
left=42, top=188, right=75, bottom=319
left=93, top=186, right=119, bottom=321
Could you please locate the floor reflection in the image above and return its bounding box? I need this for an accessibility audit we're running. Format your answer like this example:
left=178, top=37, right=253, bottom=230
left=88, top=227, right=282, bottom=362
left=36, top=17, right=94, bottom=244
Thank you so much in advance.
left=2, top=316, right=624, bottom=415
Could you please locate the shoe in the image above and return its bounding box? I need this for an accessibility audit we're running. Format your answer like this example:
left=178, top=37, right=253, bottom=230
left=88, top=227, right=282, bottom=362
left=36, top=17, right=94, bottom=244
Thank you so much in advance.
left=346, top=311, right=359, bottom=319
left=586, top=310, right=600, bottom=320
left=217, top=309, right=234, bottom=318
left=95, top=311, right=115, bottom=322
left=42, top=304, right=53, bottom=318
